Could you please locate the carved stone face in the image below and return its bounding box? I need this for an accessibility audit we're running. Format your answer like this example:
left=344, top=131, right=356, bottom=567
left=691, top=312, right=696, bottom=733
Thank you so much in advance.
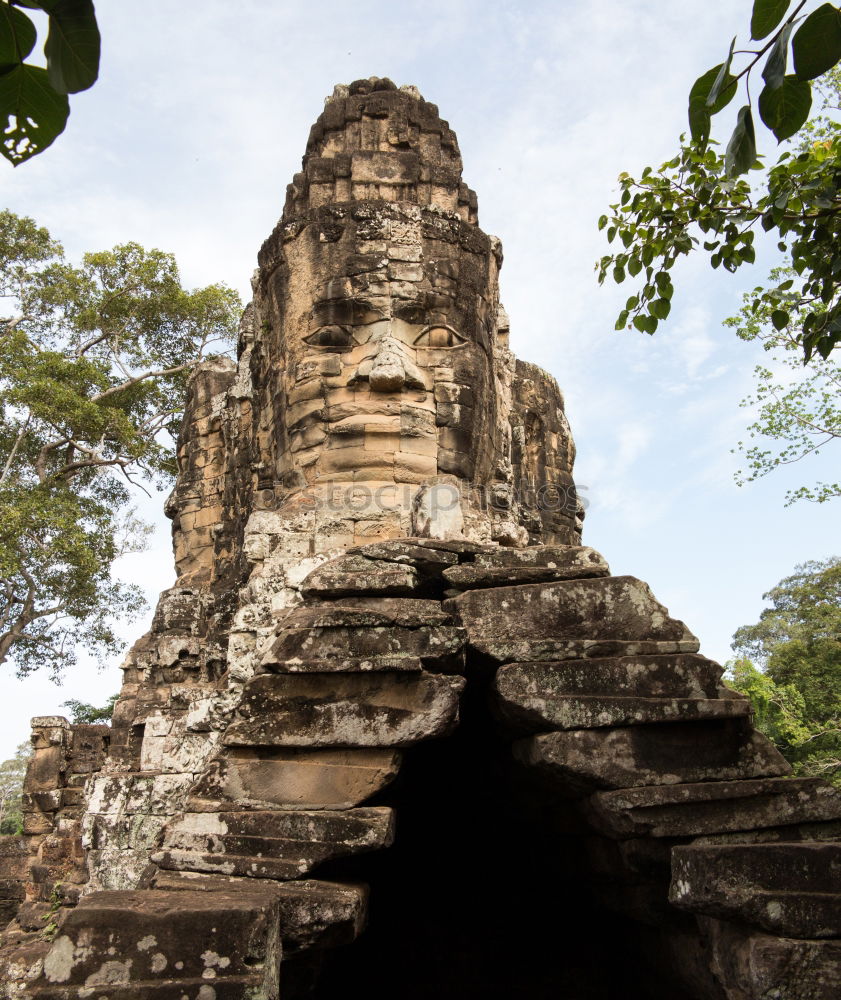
left=265, top=210, right=501, bottom=491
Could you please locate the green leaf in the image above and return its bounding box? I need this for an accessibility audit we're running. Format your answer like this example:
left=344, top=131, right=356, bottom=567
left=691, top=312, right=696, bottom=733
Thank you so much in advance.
left=759, top=75, right=812, bottom=141
left=771, top=309, right=790, bottom=330
left=793, top=3, right=841, bottom=81
left=0, top=63, right=69, bottom=165
left=762, top=20, right=795, bottom=91
left=651, top=298, right=672, bottom=320
left=598, top=215, right=608, bottom=231
left=688, top=64, right=738, bottom=147
left=615, top=310, right=628, bottom=331
left=708, top=37, right=737, bottom=107
left=725, top=106, right=757, bottom=178
left=751, top=0, right=792, bottom=40
left=43, top=0, right=100, bottom=95
left=0, top=4, right=37, bottom=66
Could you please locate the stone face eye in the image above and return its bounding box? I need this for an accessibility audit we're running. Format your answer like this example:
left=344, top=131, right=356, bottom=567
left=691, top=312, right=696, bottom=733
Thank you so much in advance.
left=304, top=325, right=353, bottom=349
left=414, top=325, right=467, bottom=348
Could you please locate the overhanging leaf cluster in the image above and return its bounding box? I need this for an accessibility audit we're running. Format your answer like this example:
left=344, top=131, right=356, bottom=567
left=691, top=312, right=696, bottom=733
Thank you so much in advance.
left=0, top=0, right=99, bottom=165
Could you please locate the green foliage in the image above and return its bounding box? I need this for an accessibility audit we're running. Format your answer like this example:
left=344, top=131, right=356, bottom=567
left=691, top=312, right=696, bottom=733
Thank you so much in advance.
left=727, top=264, right=840, bottom=503
left=0, top=738, right=31, bottom=833
left=0, top=209, right=241, bottom=677
left=599, top=3, right=841, bottom=362
left=0, top=0, right=100, bottom=165
left=60, top=691, right=117, bottom=723
left=728, top=557, right=841, bottom=785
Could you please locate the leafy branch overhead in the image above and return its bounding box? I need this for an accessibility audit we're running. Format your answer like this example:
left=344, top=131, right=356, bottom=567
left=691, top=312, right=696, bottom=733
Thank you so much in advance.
left=0, top=0, right=100, bottom=165
left=598, top=1, right=841, bottom=362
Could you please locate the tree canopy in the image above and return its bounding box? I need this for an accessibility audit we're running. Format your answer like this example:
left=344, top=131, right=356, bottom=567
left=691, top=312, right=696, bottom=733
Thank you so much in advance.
left=0, top=0, right=101, bottom=165
left=0, top=210, right=241, bottom=677
left=598, top=2, right=841, bottom=362
left=728, top=556, right=841, bottom=785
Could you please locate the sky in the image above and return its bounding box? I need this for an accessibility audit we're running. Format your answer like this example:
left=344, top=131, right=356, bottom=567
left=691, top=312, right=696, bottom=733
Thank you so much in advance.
left=0, top=0, right=837, bottom=758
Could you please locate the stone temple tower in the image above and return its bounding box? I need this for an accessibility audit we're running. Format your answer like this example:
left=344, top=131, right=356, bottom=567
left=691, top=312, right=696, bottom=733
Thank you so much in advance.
left=2, top=79, right=840, bottom=1000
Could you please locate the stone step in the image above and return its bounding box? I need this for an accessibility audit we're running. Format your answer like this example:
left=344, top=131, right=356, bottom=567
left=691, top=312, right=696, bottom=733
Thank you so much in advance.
left=187, top=748, right=402, bottom=811
left=670, top=842, right=841, bottom=937
left=471, top=636, right=701, bottom=664
left=261, top=624, right=466, bottom=672
left=446, top=576, right=697, bottom=649
left=496, top=693, right=750, bottom=731
left=495, top=654, right=726, bottom=699
left=28, top=888, right=280, bottom=996
left=515, top=723, right=790, bottom=790
left=301, top=555, right=419, bottom=598
left=224, top=672, right=465, bottom=747
left=586, top=777, right=841, bottom=839
left=154, top=807, right=394, bottom=880
left=348, top=540, right=459, bottom=571
left=443, top=545, right=610, bottom=589
left=31, top=976, right=271, bottom=999
left=151, top=871, right=368, bottom=953
left=704, top=916, right=841, bottom=999
left=277, top=597, right=452, bottom=628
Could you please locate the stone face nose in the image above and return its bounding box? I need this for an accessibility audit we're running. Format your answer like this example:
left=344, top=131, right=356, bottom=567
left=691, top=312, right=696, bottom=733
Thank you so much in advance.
left=366, top=335, right=425, bottom=393
left=369, top=337, right=407, bottom=392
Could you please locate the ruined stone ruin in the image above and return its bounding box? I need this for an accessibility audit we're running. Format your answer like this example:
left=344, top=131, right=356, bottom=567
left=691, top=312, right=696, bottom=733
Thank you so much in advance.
left=1, top=78, right=840, bottom=999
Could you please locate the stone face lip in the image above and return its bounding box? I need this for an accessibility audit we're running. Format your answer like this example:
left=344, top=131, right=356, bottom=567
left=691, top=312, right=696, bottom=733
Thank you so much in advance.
left=443, top=545, right=609, bottom=589
left=154, top=807, right=394, bottom=881
left=448, top=576, right=696, bottom=643
left=515, top=725, right=791, bottom=791
left=151, top=870, right=368, bottom=954
left=186, top=748, right=402, bottom=811
left=301, top=555, right=419, bottom=598
left=32, top=888, right=281, bottom=994
left=224, top=672, right=466, bottom=747
left=670, top=842, right=841, bottom=938
left=586, top=777, right=841, bottom=839
left=262, top=623, right=466, bottom=673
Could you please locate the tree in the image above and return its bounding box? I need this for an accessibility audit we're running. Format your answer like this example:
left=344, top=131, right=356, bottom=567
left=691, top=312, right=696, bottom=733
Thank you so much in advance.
left=598, top=2, right=841, bottom=362
left=61, top=692, right=117, bottom=723
left=728, top=557, right=841, bottom=785
left=0, top=209, right=241, bottom=677
left=0, top=739, right=31, bottom=834
left=728, top=263, right=841, bottom=504
left=1, top=1, right=101, bottom=165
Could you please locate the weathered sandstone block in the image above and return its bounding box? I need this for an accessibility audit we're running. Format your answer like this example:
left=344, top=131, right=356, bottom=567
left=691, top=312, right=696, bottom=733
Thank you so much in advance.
left=586, top=777, right=841, bottom=839
left=224, top=672, right=465, bottom=747
left=443, top=545, right=609, bottom=589
left=151, top=871, right=368, bottom=953
left=30, top=888, right=281, bottom=997
left=704, top=917, right=841, bottom=1000
left=515, top=725, right=790, bottom=790
left=262, top=623, right=466, bottom=673
left=154, top=807, right=394, bottom=880
left=301, top=556, right=419, bottom=598
left=187, top=748, right=402, bottom=810
left=670, top=842, right=841, bottom=937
